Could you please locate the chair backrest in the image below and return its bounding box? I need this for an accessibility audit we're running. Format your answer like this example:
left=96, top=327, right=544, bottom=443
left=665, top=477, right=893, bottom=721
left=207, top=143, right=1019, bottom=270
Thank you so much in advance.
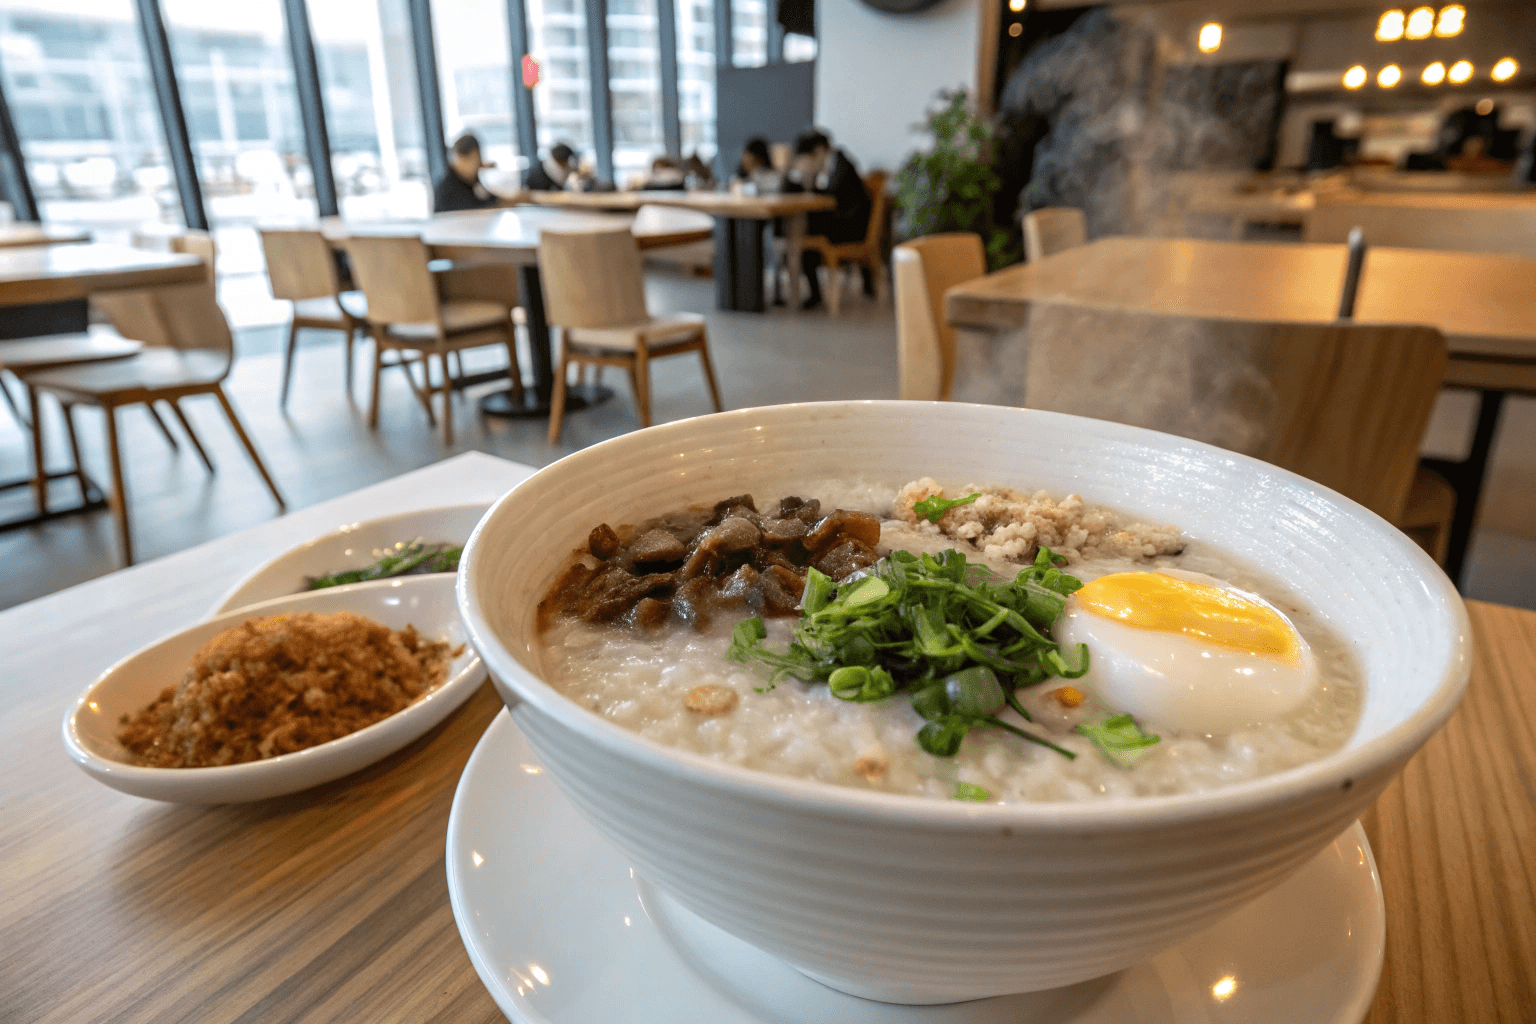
left=92, top=280, right=235, bottom=365
left=1304, top=199, right=1536, bottom=258
left=538, top=229, right=650, bottom=330
left=1019, top=303, right=1447, bottom=521
left=863, top=171, right=889, bottom=249
left=258, top=228, right=341, bottom=301
left=342, top=235, right=442, bottom=326
left=1022, top=207, right=1086, bottom=262
left=436, top=261, right=521, bottom=309
left=169, top=229, right=217, bottom=286
left=892, top=233, right=986, bottom=401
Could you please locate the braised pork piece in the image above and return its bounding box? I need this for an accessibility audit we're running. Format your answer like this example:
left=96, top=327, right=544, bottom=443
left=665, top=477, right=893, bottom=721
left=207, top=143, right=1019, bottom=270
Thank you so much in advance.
left=539, top=494, right=883, bottom=632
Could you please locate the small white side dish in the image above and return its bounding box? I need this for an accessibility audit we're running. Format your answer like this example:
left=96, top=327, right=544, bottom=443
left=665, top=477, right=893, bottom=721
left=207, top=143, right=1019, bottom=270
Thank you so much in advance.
left=210, top=503, right=490, bottom=616
left=458, top=401, right=1470, bottom=1004
left=64, top=575, right=484, bottom=804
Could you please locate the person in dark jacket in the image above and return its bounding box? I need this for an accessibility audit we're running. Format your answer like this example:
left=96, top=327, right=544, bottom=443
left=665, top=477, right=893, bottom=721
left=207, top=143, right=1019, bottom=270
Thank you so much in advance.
left=784, top=130, right=872, bottom=309
left=525, top=143, right=577, bottom=191
left=433, top=133, right=501, bottom=213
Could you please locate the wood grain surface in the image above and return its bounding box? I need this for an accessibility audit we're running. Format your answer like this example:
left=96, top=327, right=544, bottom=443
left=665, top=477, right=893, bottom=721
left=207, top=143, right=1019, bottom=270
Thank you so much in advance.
left=2, top=452, right=1531, bottom=1023
left=944, top=236, right=1536, bottom=363
left=0, top=244, right=205, bottom=306
left=522, top=189, right=835, bottom=219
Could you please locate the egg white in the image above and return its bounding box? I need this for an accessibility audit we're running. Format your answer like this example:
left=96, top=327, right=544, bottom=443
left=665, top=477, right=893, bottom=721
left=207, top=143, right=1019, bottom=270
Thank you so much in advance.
left=1055, top=571, right=1318, bottom=735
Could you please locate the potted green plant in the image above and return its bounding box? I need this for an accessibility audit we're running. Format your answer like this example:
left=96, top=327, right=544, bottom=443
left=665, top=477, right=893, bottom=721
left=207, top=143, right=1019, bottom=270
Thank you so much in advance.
left=894, top=89, right=1018, bottom=270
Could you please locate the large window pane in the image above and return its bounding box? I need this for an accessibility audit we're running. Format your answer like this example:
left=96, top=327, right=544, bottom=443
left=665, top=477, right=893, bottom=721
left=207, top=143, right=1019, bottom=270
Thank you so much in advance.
left=608, top=0, right=661, bottom=184
left=675, top=0, right=713, bottom=161
left=162, top=0, right=312, bottom=324
left=0, top=0, right=178, bottom=241
left=311, top=0, right=430, bottom=221
left=731, top=0, right=765, bottom=68
left=429, top=0, right=520, bottom=188
left=529, top=0, right=592, bottom=166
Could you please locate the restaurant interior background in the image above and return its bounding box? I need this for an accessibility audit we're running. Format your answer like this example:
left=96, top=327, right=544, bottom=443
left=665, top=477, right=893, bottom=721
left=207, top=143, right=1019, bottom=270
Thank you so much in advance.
left=1, top=0, right=1532, bottom=610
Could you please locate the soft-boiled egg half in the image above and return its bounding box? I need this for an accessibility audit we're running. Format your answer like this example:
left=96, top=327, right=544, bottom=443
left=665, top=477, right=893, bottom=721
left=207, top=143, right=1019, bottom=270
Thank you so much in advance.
left=1055, top=569, right=1317, bottom=735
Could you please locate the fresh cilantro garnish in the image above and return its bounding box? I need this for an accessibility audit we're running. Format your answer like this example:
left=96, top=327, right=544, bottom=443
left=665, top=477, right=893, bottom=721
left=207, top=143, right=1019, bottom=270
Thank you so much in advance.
left=913, top=492, right=982, bottom=523
left=725, top=546, right=1088, bottom=761
left=954, top=781, right=991, bottom=801
left=1075, top=714, right=1161, bottom=768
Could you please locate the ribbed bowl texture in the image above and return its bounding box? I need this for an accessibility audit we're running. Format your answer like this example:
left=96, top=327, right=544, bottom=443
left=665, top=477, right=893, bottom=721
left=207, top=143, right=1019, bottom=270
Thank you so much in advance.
left=457, top=401, right=1470, bottom=1004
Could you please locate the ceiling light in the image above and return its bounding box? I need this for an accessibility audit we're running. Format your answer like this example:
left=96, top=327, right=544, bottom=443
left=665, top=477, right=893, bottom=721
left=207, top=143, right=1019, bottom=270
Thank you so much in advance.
left=1491, top=58, right=1518, bottom=82
left=1434, top=5, right=1464, bottom=37
left=1008, top=0, right=1026, bottom=12
left=1198, top=23, right=1222, bottom=53
left=1376, top=10, right=1405, bottom=41
left=1405, top=6, right=1434, bottom=39
left=1448, top=60, right=1473, bottom=84
left=1422, top=61, right=1446, bottom=85
left=1343, top=65, right=1368, bottom=89
left=1475, top=98, right=1494, bottom=115
left=1378, top=64, right=1402, bottom=87
left=1008, top=21, right=1022, bottom=36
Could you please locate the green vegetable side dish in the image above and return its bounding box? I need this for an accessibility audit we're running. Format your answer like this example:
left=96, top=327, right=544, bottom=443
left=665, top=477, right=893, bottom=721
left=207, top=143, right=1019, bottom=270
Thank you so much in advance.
left=912, top=491, right=982, bottom=523
left=307, top=541, right=463, bottom=590
left=727, top=545, right=1159, bottom=769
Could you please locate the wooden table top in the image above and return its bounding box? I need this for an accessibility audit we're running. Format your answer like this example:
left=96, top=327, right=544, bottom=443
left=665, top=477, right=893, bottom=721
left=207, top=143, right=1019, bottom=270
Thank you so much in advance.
left=0, top=243, right=205, bottom=306
left=0, top=222, right=91, bottom=248
left=4, top=451, right=1531, bottom=1023
left=946, top=236, right=1536, bottom=364
left=522, top=188, right=836, bottom=219
left=314, top=206, right=713, bottom=264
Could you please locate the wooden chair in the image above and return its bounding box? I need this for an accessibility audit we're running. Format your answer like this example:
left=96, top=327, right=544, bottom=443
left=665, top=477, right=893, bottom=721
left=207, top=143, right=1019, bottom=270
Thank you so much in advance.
left=1017, top=303, right=1456, bottom=562
left=258, top=228, right=368, bottom=407
left=1304, top=199, right=1536, bottom=258
left=540, top=228, right=722, bottom=444
left=1022, top=207, right=1086, bottom=262
left=343, top=234, right=523, bottom=444
left=18, top=281, right=286, bottom=566
left=802, top=170, right=890, bottom=316
left=892, top=233, right=986, bottom=401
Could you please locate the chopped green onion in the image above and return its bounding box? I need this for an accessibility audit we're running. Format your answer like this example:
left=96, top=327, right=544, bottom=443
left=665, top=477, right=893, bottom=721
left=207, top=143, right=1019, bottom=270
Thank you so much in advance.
left=1075, top=714, right=1160, bottom=768
left=954, top=782, right=991, bottom=801
left=913, top=492, right=982, bottom=523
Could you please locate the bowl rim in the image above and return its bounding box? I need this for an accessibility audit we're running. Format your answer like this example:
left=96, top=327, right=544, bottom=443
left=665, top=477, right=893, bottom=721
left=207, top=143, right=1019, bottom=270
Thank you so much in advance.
left=209, top=500, right=492, bottom=617
left=63, top=574, right=483, bottom=784
left=458, top=400, right=1473, bottom=830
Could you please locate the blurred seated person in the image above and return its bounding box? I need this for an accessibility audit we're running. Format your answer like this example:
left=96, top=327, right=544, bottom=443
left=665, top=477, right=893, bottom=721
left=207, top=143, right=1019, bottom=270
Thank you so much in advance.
left=433, top=133, right=502, bottom=212
left=683, top=153, right=715, bottom=189
left=642, top=156, right=687, bottom=191
left=525, top=142, right=578, bottom=191
left=784, top=129, right=872, bottom=310
left=733, top=136, right=781, bottom=195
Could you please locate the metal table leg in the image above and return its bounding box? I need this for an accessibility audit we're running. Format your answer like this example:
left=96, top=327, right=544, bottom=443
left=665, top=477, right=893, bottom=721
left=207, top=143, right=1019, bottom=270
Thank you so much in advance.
left=1421, top=387, right=1507, bottom=588
left=479, top=263, right=612, bottom=419
left=713, top=216, right=766, bottom=313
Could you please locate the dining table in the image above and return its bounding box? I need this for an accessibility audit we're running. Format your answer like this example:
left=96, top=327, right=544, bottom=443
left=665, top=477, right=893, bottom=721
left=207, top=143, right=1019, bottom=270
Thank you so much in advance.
left=314, top=205, right=714, bottom=420
left=2, top=449, right=1532, bottom=1023
left=944, top=235, right=1536, bottom=586
left=0, top=221, right=91, bottom=248
left=521, top=189, right=837, bottom=312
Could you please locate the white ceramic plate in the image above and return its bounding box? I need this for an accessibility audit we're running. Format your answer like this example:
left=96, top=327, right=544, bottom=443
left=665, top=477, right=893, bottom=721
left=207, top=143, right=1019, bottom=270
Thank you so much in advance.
left=64, top=575, right=486, bottom=804
left=210, top=503, right=491, bottom=616
left=447, top=711, right=1387, bottom=1024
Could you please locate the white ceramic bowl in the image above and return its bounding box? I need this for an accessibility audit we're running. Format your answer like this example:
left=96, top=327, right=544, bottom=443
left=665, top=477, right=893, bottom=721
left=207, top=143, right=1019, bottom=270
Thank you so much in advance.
left=210, top=503, right=490, bottom=616
left=65, top=575, right=485, bottom=804
left=457, top=401, right=1470, bottom=1005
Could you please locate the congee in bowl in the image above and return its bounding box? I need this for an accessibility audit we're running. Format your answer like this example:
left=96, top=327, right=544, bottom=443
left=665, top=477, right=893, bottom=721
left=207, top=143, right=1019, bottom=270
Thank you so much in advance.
left=539, top=479, right=1364, bottom=803
left=458, top=401, right=1469, bottom=1003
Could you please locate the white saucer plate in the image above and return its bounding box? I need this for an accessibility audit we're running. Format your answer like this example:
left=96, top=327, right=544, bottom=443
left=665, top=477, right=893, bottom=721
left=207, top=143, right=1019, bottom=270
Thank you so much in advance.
left=447, top=711, right=1387, bottom=1024
left=210, top=502, right=491, bottom=616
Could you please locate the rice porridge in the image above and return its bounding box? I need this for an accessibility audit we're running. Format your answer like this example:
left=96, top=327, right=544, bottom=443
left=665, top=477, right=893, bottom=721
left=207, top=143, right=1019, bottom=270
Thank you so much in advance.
left=537, top=479, right=1364, bottom=803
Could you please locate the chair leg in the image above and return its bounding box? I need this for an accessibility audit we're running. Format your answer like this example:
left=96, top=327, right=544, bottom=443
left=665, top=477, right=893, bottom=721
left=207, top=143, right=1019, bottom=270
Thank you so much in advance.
left=439, top=351, right=454, bottom=445
left=145, top=400, right=180, bottom=451
left=343, top=324, right=356, bottom=399
left=504, top=327, right=525, bottom=405
left=631, top=352, right=652, bottom=428
left=0, top=375, right=26, bottom=429
left=26, top=384, right=47, bottom=514
left=369, top=332, right=385, bottom=429
left=280, top=320, right=300, bottom=408
left=547, top=341, right=571, bottom=445
left=213, top=386, right=287, bottom=511
left=695, top=330, right=724, bottom=412
left=103, top=404, right=132, bottom=566
left=400, top=351, right=437, bottom=425
left=169, top=399, right=215, bottom=474
left=826, top=258, right=843, bottom=317
left=60, top=401, right=90, bottom=501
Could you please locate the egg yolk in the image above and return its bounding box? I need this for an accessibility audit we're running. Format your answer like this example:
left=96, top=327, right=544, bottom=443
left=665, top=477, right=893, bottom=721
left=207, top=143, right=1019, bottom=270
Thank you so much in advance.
left=1073, top=572, right=1302, bottom=667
